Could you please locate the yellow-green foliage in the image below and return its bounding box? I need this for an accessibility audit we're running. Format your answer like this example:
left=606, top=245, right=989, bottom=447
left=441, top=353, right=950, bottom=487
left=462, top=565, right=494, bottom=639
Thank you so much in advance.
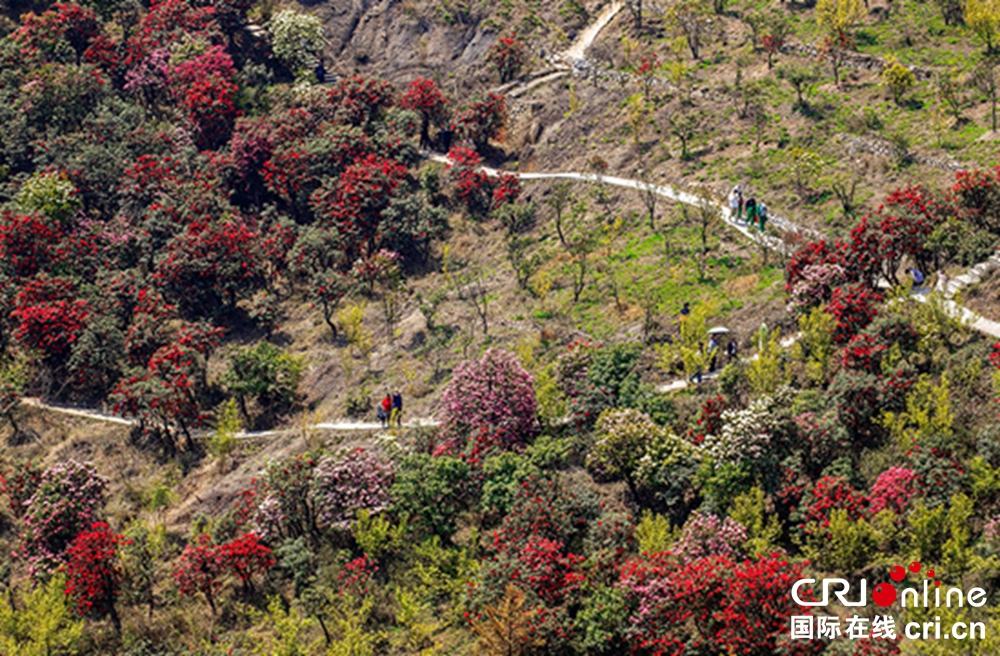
left=912, top=291, right=969, bottom=353
left=392, top=587, right=441, bottom=654
left=326, top=597, right=380, bottom=656
left=338, top=302, right=373, bottom=358
left=0, top=574, right=84, bottom=656
left=657, top=298, right=719, bottom=377
left=940, top=493, right=992, bottom=579
left=208, top=398, right=241, bottom=464
left=815, top=0, right=865, bottom=38
left=402, top=536, right=478, bottom=624
left=251, top=596, right=321, bottom=656
left=729, top=487, right=782, bottom=557
left=881, top=55, right=917, bottom=104
left=15, top=170, right=81, bottom=224
left=802, top=509, right=880, bottom=574
left=635, top=511, right=678, bottom=554
left=881, top=374, right=953, bottom=449
left=908, top=501, right=948, bottom=564
left=792, top=306, right=835, bottom=385
left=970, top=456, right=1000, bottom=505
left=965, top=0, right=1000, bottom=53
left=747, top=326, right=786, bottom=395
left=352, top=509, right=408, bottom=558
left=627, top=94, right=649, bottom=143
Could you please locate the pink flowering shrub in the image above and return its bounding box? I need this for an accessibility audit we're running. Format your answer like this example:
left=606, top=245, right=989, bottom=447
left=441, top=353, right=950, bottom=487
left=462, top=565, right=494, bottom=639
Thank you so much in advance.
left=868, top=467, right=917, bottom=516
left=16, top=460, right=108, bottom=577
left=311, top=448, right=394, bottom=530
left=787, top=263, right=847, bottom=317
left=672, top=512, right=748, bottom=565
left=440, top=348, right=538, bottom=447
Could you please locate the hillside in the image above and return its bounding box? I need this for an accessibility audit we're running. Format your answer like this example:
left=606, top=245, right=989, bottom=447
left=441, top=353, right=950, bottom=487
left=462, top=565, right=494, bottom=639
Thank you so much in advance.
left=3, top=0, right=1000, bottom=653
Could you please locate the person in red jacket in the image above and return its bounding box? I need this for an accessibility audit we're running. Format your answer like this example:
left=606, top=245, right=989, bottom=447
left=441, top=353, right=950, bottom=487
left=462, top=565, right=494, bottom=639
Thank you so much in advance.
left=377, top=393, right=392, bottom=429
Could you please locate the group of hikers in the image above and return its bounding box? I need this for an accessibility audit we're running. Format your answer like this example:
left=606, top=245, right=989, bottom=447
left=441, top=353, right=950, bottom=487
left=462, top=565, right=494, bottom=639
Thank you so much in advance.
left=680, top=303, right=738, bottom=384
left=688, top=333, right=739, bottom=384
left=729, top=185, right=768, bottom=233
left=377, top=391, right=403, bottom=428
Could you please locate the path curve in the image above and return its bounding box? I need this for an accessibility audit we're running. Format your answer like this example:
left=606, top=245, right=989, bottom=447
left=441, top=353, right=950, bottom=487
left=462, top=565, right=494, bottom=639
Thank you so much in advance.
left=559, top=1, right=623, bottom=63
left=20, top=397, right=438, bottom=437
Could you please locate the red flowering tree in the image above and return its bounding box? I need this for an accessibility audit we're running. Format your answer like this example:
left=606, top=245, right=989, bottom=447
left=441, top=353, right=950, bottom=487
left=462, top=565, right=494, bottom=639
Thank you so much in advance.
left=439, top=348, right=539, bottom=448
left=179, top=75, right=239, bottom=150
left=796, top=475, right=866, bottom=536
left=486, top=33, right=526, bottom=83
left=110, top=326, right=221, bottom=452
left=826, top=283, right=881, bottom=343
left=63, top=522, right=127, bottom=633
left=687, top=395, right=726, bottom=445
left=0, top=212, right=60, bottom=278
left=154, top=218, right=273, bottom=311
left=951, top=166, right=1000, bottom=233
left=55, top=3, right=100, bottom=63
left=453, top=93, right=506, bottom=151
left=309, top=153, right=409, bottom=258
left=400, top=78, right=450, bottom=147
left=446, top=146, right=520, bottom=217
left=619, top=552, right=822, bottom=655
left=173, top=534, right=224, bottom=615
left=325, top=75, right=396, bottom=128
left=11, top=275, right=90, bottom=370
left=634, top=54, right=661, bottom=100
left=784, top=238, right=849, bottom=293
left=218, top=533, right=274, bottom=594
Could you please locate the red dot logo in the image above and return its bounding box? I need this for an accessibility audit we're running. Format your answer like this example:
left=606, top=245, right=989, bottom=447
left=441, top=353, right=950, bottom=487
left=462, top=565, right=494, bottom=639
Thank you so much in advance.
left=873, top=583, right=897, bottom=607
left=909, top=561, right=922, bottom=574
left=890, top=565, right=906, bottom=582
left=927, top=569, right=936, bottom=578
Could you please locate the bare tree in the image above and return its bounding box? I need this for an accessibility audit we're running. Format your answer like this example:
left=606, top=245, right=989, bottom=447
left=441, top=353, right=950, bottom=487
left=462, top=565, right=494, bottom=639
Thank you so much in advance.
left=625, top=0, right=643, bottom=30
left=545, top=182, right=573, bottom=248
left=636, top=166, right=660, bottom=230
left=972, top=59, right=999, bottom=132
left=667, top=108, right=703, bottom=159
left=694, top=185, right=718, bottom=280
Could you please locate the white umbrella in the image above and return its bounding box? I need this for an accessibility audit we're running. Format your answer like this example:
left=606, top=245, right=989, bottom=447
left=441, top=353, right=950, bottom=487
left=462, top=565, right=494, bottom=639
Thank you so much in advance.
left=706, top=326, right=731, bottom=335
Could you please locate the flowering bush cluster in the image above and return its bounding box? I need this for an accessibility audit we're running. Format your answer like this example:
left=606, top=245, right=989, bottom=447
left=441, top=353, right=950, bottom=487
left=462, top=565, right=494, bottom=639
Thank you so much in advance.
left=16, top=460, right=108, bottom=577
left=867, top=466, right=917, bottom=516
left=63, top=522, right=126, bottom=631
left=671, top=512, right=747, bottom=564
left=486, top=33, right=526, bottom=83
left=173, top=532, right=273, bottom=613
left=311, top=448, right=394, bottom=530
left=439, top=348, right=539, bottom=448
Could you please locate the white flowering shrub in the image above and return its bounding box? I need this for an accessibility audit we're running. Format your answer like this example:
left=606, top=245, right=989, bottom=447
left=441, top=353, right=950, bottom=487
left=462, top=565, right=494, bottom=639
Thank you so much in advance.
left=268, top=10, right=326, bottom=75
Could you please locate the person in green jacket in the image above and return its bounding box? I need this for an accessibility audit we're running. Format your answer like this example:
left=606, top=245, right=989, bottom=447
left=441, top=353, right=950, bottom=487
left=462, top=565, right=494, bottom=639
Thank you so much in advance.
left=757, top=201, right=768, bottom=233
left=745, top=197, right=758, bottom=229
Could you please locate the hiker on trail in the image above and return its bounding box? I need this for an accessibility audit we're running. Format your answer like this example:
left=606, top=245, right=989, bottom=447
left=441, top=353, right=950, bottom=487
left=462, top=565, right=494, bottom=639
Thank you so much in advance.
left=707, top=335, right=720, bottom=372
left=391, top=391, right=403, bottom=427
left=936, top=269, right=949, bottom=294
left=906, top=268, right=925, bottom=286
left=378, top=393, right=391, bottom=429
left=727, top=337, right=738, bottom=363
left=757, top=201, right=768, bottom=232
left=729, top=186, right=741, bottom=221
left=314, top=60, right=326, bottom=84
left=689, top=342, right=705, bottom=384
left=745, top=197, right=758, bottom=229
